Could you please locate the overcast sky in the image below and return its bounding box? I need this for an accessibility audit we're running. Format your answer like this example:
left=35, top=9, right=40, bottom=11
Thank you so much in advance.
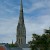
left=0, top=0, right=50, bottom=43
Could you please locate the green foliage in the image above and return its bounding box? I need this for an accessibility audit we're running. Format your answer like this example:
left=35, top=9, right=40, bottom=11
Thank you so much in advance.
left=8, top=44, right=17, bottom=48
left=29, top=28, right=50, bottom=50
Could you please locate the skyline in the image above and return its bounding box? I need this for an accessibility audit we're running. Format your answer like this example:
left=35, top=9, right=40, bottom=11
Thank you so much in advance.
left=0, top=0, right=50, bottom=43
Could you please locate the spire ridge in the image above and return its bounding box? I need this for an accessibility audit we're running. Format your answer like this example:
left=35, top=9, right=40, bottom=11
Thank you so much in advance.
left=20, top=0, right=23, bottom=11
left=18, top=0, right=24, bottom=25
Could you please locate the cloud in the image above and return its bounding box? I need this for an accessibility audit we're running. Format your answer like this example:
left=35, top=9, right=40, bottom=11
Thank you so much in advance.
left=0, top=0, right=20, bottom=17
left=25, top=15, right=50, bottom=43
left=0, top=17, right=18, bottom=43
left=0, top=14, right=50, bottom=43
left=24, top=0, right=50, bottom=13
left=0, top=0, right=50, bottom=44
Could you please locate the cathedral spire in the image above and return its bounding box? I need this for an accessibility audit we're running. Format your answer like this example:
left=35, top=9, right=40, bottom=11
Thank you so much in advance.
left=18, top=0, right=24, bottom=25
left=16, top=0, right=26, bottom=47
left=20, top=0, right=23, bottom=10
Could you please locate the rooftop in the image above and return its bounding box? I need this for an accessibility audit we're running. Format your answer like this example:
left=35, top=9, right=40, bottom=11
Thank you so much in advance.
left=0, top=46, right=6, bottom=50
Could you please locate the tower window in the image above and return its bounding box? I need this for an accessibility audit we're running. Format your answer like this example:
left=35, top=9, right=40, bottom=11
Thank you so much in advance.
left=19, top=39, right=20, bottom=44
left=21, top=39, right=22, bottom=44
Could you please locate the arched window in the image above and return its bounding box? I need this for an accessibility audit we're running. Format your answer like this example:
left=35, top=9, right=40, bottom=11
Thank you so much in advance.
left=19, top=39, right=20, bottom=44
left=21, top=39, right=22, bottom=44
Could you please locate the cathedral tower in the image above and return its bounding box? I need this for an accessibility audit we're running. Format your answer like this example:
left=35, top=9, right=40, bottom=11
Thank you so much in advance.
left=16, top=0, right=26, bottom=47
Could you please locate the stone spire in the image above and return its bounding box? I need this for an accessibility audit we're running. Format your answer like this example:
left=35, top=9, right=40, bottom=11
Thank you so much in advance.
left=16, top=0, right=26, bottom=47
left=18, top=0, right=24, bottom=25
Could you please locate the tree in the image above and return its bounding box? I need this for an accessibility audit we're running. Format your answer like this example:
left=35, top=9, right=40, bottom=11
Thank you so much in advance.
left=29, top=27, right=50, bottom=50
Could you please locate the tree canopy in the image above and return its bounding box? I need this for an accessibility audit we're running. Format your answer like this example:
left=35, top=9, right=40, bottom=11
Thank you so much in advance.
left=29, top=28, right=50, bottom=50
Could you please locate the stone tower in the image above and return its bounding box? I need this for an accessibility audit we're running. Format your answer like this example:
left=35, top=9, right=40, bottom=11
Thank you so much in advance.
left=16, top=0, right=26, bottom=47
